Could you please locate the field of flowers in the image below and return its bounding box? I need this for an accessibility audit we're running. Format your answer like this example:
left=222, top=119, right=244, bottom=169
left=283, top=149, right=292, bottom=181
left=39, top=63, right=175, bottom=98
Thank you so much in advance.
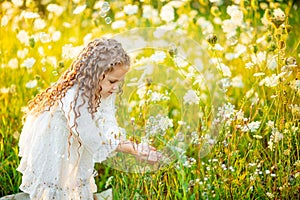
left=1, top=0, right=300, bottom=199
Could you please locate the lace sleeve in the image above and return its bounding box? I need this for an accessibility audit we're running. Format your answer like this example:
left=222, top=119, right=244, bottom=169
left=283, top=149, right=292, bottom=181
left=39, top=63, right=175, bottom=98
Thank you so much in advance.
left=94, top=94, right=126, bottom=160
left=60, top=87, right=122, bottom=163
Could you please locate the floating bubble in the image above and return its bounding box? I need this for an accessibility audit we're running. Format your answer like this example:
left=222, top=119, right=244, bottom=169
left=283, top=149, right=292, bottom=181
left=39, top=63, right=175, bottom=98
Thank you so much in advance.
left=99, top=10, right=107, bottom=18
left=52, top=70, right=58, bottom=76
left=105, top=17, right=112, bottom=24
left=101, top=2, right=110, bottom=13
left=108, top=28, right=225, bottom=173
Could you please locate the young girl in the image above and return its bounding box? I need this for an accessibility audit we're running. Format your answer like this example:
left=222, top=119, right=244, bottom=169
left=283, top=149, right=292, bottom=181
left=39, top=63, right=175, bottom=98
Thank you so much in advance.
left=17, top=38, right=159, bottom=200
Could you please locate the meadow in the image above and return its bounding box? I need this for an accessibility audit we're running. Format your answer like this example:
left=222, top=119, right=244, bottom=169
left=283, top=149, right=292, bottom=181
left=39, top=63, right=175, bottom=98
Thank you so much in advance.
left=0, top=0, right=300, bottom=199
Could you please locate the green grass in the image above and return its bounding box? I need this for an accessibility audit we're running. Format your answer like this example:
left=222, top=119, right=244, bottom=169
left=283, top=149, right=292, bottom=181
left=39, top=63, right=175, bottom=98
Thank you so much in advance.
left=1, top=0, right=300, bottom=198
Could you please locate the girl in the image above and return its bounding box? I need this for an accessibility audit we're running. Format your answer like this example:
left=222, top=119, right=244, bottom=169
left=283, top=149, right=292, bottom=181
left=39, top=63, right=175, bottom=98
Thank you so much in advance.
left=17, top=38, right=159, bottom=199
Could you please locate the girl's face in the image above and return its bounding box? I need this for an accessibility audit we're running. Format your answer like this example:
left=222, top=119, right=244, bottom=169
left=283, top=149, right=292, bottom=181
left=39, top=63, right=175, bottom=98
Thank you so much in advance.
left=100, top=65, right=128, bottom=98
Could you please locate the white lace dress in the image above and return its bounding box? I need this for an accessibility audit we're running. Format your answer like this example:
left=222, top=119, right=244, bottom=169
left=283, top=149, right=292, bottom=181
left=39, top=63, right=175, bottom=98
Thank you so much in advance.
left=17, top=87, right=125, bottom=200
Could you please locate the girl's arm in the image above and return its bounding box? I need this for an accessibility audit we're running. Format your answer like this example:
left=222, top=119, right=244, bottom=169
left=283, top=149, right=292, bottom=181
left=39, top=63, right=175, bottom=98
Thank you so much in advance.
left=116, top=140, right=138, bottom=155
left=116, top=140, right=161, bottom=163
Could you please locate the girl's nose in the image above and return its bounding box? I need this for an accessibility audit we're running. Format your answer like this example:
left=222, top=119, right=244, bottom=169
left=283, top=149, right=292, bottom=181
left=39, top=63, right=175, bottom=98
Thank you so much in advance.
left=112, top=86, right=117, bottom=90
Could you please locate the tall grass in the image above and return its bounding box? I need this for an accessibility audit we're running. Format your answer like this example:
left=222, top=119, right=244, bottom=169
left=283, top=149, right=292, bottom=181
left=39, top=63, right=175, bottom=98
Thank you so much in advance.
left=1, top=0, right=299, bottom=198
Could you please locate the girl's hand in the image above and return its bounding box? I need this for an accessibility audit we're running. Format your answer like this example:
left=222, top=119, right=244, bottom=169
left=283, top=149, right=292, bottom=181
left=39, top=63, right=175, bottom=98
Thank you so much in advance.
left=116, top=141, right=162, bottom=164
left=135, top=143, right=162, bottom=164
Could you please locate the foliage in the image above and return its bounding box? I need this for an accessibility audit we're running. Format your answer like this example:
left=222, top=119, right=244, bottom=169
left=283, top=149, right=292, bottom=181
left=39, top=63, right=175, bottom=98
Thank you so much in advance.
left=1, top=0, right=300, bottom=198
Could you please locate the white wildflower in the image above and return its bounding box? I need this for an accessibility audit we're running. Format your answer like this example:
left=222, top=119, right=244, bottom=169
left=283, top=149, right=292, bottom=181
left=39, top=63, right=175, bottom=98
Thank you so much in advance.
left=245, top=62, right=254, bottom=69
left=267, top=120, right=275, bottom=128
left=47, top=56, right=57, bottom=67
left=273, top=8, right=285, bottom=22
left=159, top=116, right=173, bottom=131
left=235, top=44, right=247, bottom=56
left=150, top=91, right=169, bottom=102
left=1, top=15, right=9, bottom=27
left=17, top=48, right=29, bottom=59
left=259, top=74, right=279, bottom=87
left=183, top=90, right=200, bottom=105
left=22, top=57, right=36, bottom=69
left=214, top=44, right=224, bottom=51
left=62, top=44, right=83, bottom=59
left=136, top=86, right=147, bottom=99
left=218, top=103, right=235, bottom=119
left=124, top=4, right=138, bottom=15
left=16, top=30, right=29, bottom=46
left=12, top=0, right=23, bottom=7
left=0, top=87, right=10, bottom=94
left=25, top=80, right=37, bottom=88
left=52, top=31, right=61, bottom=41
left=272, top=128, right=283, bottom=143
left=34, top=18, right=46, bottom=30
left=231, top=76, right=244, bottom=88
left=268, top=55, right=277, bottom=70
left=39, top=32, right=51, bottom=43
left=111, top=20, right=126, bottom=29
left=235, top=110, right=244, bottom=121
left=38, top=47, right=44, bottom=56
left=150, top=51, right=166, bottom=62
left=191, top=131, right=200, bottom=145
left=217, top=63, right=231, bottom=77
left=268, top=128, right=283, bottom=151
left=219, top=78, right=231, bottom=92
left=251, top=51, right=266, bottom=65
left=8, top=58, right=19, bottom=69
left=174, top=56, right=189, bottom=68
left=143, top=5, right=158, bottom=19
left=47, top=4, right=64, bottom=16
left=73, top=5, right=86, bottom=14
left=145, top=114, right=173, bottom=137
left=21, top=11, right=40, bottom=19
left=160, top=4, right=174, bottom=22
left=241, top=121, right=261, bottom=132
left=196, top=17, right=214, bottom=35
left=266, top=192, right=274, bottom=199
left=253, top=72, right=265, bottom=77
left=183, top=157, right=196, bottom=168
left=227, top=5, right=243, bottom=26
left=222, top=19, right=237, bottom=38
left=209, top=0, right=223, bottom=5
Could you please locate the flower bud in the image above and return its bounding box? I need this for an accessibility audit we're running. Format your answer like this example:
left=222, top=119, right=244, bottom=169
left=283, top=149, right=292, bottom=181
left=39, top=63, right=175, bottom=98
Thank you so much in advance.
left=206, top=33, right=217, bottom=46
left=271, top=8, right=286, bottom=28
left=285, top=57, right=297, bottom=67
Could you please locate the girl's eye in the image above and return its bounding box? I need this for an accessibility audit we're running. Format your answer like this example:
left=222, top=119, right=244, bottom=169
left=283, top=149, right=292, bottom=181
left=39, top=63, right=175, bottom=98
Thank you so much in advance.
left=109, top=80, right=117, bottom=84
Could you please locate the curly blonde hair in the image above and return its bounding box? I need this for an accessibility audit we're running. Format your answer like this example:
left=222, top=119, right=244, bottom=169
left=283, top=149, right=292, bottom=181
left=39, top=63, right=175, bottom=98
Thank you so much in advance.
left=28, top=38, right=130, bottom=115
left=26, top=38, right=130, bottom=158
